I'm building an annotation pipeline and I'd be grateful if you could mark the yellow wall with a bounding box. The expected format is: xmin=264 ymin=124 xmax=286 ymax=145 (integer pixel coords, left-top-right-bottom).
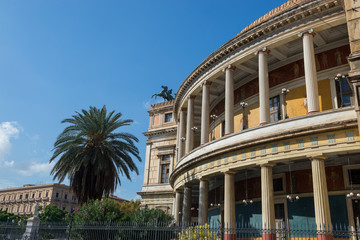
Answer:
xmin=247 ymin=102 xmax=260 ymax=128
xmin=287 ymin=79 xmax=332 ymax=118
xmin=210 ymin=79 xmax=333 ymax=138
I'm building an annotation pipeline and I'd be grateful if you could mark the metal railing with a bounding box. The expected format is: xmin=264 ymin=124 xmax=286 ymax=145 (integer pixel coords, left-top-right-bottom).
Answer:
xmin=0 ymin=221 xmax=359 ymax=240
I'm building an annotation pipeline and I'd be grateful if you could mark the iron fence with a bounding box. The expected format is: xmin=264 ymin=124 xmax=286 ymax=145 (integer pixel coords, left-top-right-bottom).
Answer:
xmin=0 ymin=221 xmax=359 ymax=240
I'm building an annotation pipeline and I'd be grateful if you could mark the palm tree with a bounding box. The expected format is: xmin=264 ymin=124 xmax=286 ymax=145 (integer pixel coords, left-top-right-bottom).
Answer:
xmin=50 ymin=105 xmax=141 ymax=204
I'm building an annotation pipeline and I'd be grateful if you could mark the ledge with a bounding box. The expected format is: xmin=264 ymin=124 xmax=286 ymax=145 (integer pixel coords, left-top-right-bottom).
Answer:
xmin=171 ymin=108 xmax=357 ymax=185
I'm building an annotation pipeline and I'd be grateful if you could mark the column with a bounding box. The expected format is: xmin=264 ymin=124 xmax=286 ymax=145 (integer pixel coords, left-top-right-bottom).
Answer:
xmin=143 ymin=144 xmax=151 ymax=185
xmin=185 ymin=96 xmax=195 ymax=154
xmin=201 ymin=81 xmax=211 ymax=144
xmin=299 ymin=29 xmax=320 ymax=113
xmin=223 ymin=170 xmax=236 ymax=240
xmin=256 ymin=48 xmax=270 ymax=124
xmin=310 ymin=156 xmax=332 ymax=238
xmin=182 ymin=185 xmax=192 ymax=226
xmin=261 ymin=163 xmax=275 ymax=240
xmin=175 ymin=190 xmax=183 ymax=226
xmin=198 ymin=177 xmax=209 ymax=225
xmin=178 ymin=108 xmax=186 ymax=160
xmin=223 ymin=65 xmax=236 ymax=135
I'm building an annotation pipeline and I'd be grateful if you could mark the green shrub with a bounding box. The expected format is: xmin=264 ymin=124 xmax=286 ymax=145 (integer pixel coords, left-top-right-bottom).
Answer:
xmin=178 ymin=224 xmax=218 ymax=240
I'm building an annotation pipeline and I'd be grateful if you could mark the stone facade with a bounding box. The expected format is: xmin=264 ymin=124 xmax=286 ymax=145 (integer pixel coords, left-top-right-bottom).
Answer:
xmin=139 ymin=100 xmax=177 ymax=214
xmin=140 ymin=0 xmax=360 ymax=238
xmin=0 ymin=184 xmax=79 ymax=215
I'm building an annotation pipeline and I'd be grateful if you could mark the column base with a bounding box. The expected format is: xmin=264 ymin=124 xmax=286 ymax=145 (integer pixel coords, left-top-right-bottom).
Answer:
xmin=260 ymin=122 xmax=268 ymax=125
xmin=262 ymin=233 xmax=276 ymax=240
xmin=317 ymin=234 xmax=333 ymax=240
xmin=307 ymin=110 xmax=319 ymax=114
xmin=224 ymin=233 xmax=236 ymax=240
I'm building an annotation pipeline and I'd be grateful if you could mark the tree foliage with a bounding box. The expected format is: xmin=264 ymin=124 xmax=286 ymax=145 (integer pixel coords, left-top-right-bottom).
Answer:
xmin=50 ymin=105 xmax=141 ymax=204
xmin=39 ymin=204 xmax=68 ymax=223
xmin=130 ymin=208 xmax=173 ymax=224
xmin=68 ymin=199 xmax=124 ymax=223
xmin=0 ymin=210 xmax=23 ymax=223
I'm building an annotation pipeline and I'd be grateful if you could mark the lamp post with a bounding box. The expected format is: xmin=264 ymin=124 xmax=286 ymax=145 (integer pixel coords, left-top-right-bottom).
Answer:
xmin=210 ymin=114 xmax=217 ymax=140
xmin=281 ymin=88 xmax=290 ymax=119
xmin=240 ymin=102 xmax=248 ymax=130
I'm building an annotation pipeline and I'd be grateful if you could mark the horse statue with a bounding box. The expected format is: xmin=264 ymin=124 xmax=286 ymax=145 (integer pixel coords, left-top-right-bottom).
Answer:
xmin=152 ymin=85 xmax=175 ymax=101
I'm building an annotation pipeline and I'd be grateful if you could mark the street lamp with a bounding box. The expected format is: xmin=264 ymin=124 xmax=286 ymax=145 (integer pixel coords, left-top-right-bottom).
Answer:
xmin=210 ymin=114 xmax=217 ymax=140
xmin=240 ymin=102 xmax=248 ymax=130
xmin=281 ymin=88 xmax=290 ymax=119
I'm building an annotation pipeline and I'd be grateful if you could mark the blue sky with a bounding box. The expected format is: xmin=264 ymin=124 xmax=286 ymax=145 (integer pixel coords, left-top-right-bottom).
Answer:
xmin=0 ymin=0 xmax=283 ymax=200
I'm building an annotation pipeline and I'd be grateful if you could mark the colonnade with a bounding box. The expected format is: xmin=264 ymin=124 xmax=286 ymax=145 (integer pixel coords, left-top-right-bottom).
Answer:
xmin=176 ymin=29 xmax=320 ymax=160
xmin=174 ymin=156 xmax=332 ymax=240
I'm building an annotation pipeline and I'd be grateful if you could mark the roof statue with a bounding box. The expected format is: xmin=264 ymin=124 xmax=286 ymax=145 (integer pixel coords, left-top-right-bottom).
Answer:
xmin=152 ymin=85 xmax=174 ymax=102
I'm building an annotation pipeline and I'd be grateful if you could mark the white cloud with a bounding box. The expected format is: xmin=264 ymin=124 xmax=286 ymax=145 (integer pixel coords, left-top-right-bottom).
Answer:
xmin=17 ymin=161 xmax=55 ymax=177
xmin=142 ymin=99 xmax=163 ymax=110
xmin=4 ymin=160 xmax=14 ymax=167
xmin=0 ymin=121 xmax=21 ymax=160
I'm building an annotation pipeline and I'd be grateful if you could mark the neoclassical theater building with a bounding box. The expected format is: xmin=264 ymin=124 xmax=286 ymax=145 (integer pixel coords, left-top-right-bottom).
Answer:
xmin=140 ymin=0 xmax=360 ymax=237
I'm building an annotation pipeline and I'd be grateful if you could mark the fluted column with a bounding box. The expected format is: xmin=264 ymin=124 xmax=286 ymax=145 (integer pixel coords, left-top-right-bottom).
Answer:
xmin=175 ymin=190 xmax=183 ymax=226
xmin=201 ymin=81 xmax=211 ymax=144
xmin=299 ymin=29 xmax=320 ymax=113
xmin=256 ymin=48 xmax=270 ymax=125
xmin=182 ymin=185 xmax=192 ymax=226
xmin=223 ymin=170 xmax=236 ymax=240
xmin=198 ymin=177 xmax=209 ymax=225
xmin=223 ymin=65 xmax=236 ymax=135
xmin=261 ymin=163 xmax=275 ymax=240
xmin=310 ymin=155 xmax=332 ymax=236
xmin=178 ymin=108 xmax=186 ymax=160
xmin=185 ymin=96 xmax=195 ymax=154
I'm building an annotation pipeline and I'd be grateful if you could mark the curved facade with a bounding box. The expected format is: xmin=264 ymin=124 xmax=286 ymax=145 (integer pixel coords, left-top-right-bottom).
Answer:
xmin=141 ymin=0 xmax=360 ymax=238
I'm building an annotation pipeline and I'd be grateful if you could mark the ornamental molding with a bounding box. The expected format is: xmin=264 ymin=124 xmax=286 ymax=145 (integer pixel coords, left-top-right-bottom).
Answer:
xmin=143 ymin=126 xmax=177 ymax=137
xmin=173 ymin=0 xmax=342 ymax=115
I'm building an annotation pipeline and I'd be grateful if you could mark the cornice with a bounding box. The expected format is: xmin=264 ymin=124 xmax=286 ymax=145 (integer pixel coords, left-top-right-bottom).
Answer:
xmin=143 ymin=126 xmax=177 ymax=137
xmin=173 ymin=0 xmax=343 ymax=115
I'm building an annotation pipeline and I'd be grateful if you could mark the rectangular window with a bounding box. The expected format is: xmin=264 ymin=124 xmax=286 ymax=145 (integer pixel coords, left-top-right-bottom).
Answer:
xmin=296 ymin=139 xmax=304 ymax=148
xmin=349 ymin=169 xmax=360 ymax=185
xmin=346 ymin=131 xmax=354 ymax=141
xmin=39 ymin=193 xmax=41 ymax=198
xmin=25 ymin=194 xmax=28 ymax=199
xmin=161 ymin=155 xmax=170 ymax=162
xmin=32 ymin=193 xmax=35 ymax=198
xmin=65 ymin=194 xmax=67 ymax=200
xmin=310 ymin=137 xmax=318 ymax=146
xmin=46 ymin=192 xmax=48 ymax=197
xmin=161 ymin=164 xmax=170 ymax=183
xmin=336 ymin=76 xmax=352 ymax=108
xmin=273 ymin=177 xmax=284 ymax=192
xmin=164 ymin=113 xmax=173 ymax=123
xmin=56 ymin=193 xmax=59 ymax=198
xmin=328 ymin=134 xmax=335 ymax=144
xmin=19 ymin=195 xmax=22 ymax=199
xmin=270 ymin=95 xmax=281 ymax=122
xmin=272 ymin=144 xmax=278 ymax=153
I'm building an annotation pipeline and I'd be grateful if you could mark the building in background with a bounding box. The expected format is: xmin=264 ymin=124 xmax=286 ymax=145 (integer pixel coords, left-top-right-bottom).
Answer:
xmin=140 ymin=0 xmax=360 ymax=239
xmin=139 ymin=100 xmax=177 ymax=214
xmin=0 ymin=183 xmax=79 ymax=215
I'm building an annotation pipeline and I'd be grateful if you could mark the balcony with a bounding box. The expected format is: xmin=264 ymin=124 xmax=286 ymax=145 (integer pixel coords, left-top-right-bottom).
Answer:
xmin=0 ymin=200 xmax=4 ymax=204
xmin=29 ymin=198 xmax=35 ymax=202
xmin=16 ymin=199 xmax=21 ymax=203
xmin=71 ymin=200 xmax=77 ymax=204
xmin=35 ymin=197 xmax=41 ymax=201
xmin=42 ymin=197 xmax=49 ymax=201
xmin=63 ymin=199 xmax=69 ymax=203
xmin=22 ymin=198 xmax=28 ymax=202
xmin=5 ymin=200 xmax=10 ymax=204
xmin=174 ymin=108 xmax=357 ymax=177
xmin=10 ymin=200 xmax=15 ymax=203
xmin=54 ymin=197 xmax=60 ymax=201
